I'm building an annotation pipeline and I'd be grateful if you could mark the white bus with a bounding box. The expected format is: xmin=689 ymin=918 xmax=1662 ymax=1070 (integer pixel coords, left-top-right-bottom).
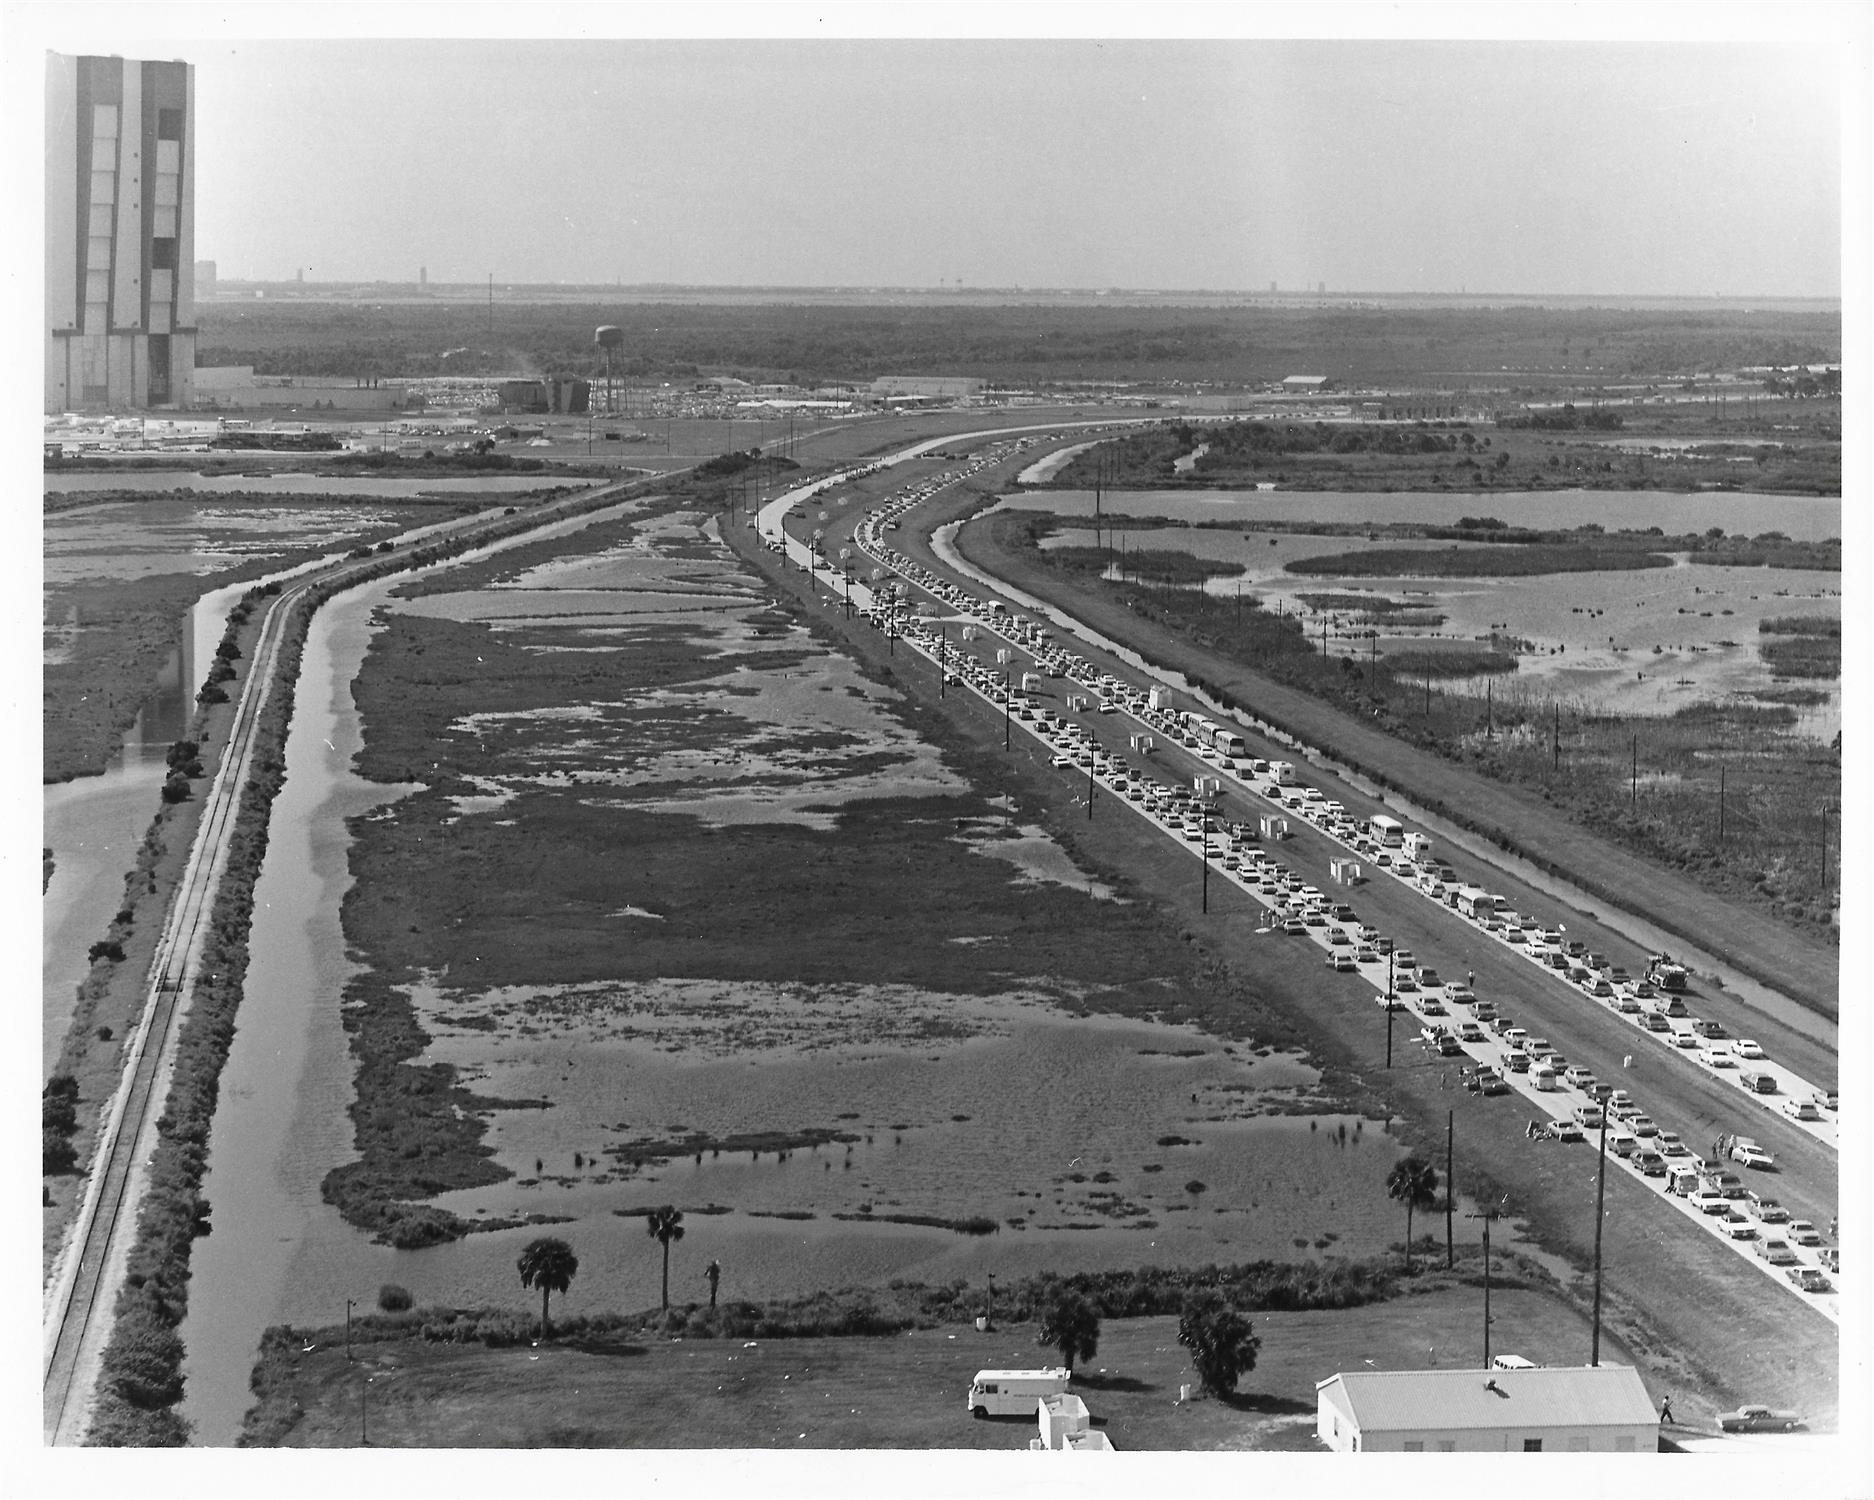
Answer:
xmin=1455 ymin=887 xmax=1496 ymax=919
xmin=1368 ymin=814 xmax=1405 ymax=847
xmin=1213 ymin=728 xmax=1247 ymax=758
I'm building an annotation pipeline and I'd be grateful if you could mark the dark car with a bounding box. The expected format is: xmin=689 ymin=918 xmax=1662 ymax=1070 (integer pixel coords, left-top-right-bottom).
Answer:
xmin=1718 ymin=1405 xmax=1803 ymax=1433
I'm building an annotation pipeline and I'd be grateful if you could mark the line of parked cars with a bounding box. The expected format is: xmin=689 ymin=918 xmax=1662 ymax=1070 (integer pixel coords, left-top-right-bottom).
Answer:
xmin=830 ymin=467 xmax=1841 ymax=1303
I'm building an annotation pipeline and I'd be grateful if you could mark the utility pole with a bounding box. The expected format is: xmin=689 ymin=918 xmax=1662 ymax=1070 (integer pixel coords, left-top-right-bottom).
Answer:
xmin=1465 ymin=1204 xmax=1506 ymax=1368
xmin=1592 ymin=1106 xmax=1610 ymax=1366
xmin=1718 ymin=765 xmax=1725 ymax=846
xmin=1631 ymin=733 xmax=1638 ymax=810
xmin=1200 ymin=806 xmax=1210 ymax=914
xmin=939 ymin=622 xmax=946 ymax=698
xmin=1552 ymin=701 xmax=1560 ymax=770
xmin=1087 ymin=750 xmax=1096 ymax=820
xmin=1385 ymin=950 xmax=1395 ymax=1068
xmin=1003 ymin=671 xmax=1011 ymax=751
xmin=345 ymin=1299 xmax=356 ymax=1361
xmin=1445 ymin=1111 xmax=1455 ymax=1269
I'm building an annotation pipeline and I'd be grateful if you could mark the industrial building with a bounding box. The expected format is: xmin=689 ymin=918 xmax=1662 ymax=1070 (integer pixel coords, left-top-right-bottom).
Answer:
xmin=497 ymin=376 xmax=590 ymax=415
xmin=190 ymin=366 xmax=405 ymax=413
xmin=45 ymin=52 xmax=197 ymax=412
xmin=1315 ymin=1365 xmax=1659 ymax=1452
xmin=870 ymin=375 xmax=985 ymax=401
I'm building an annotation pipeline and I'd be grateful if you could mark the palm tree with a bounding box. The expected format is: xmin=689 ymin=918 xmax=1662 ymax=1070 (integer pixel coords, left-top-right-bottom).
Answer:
xmin=1035 ymin=1290 xmax=1100 ymax=1373
xmin=517 ymin=1236 xmax=578 ymax=1338
xmin=647 ymin=1206 xmax=685 ymax=1309
xmin=1386 ymin=1157 xmax=1440 ymax=1274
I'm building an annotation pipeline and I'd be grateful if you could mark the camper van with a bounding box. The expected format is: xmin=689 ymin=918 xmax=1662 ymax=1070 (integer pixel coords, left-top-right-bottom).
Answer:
xmin=1268 ymin=760 xmax=1299 ymax=786
xmin=966 ymin=1368 xmax=1071 ymax=1418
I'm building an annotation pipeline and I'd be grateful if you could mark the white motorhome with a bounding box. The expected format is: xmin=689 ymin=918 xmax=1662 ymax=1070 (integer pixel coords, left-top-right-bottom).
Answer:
xmin=1269 ymin=760 xmax=1299 ymax=786
xmin=967 ymin=1368 xmax=1071 ymax=1418
xmin=1368 ymin=814 xmax=1404 ymax=847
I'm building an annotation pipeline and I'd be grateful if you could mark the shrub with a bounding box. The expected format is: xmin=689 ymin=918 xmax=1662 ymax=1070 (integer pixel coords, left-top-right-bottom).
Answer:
xmin=161 ymin=775 xmax=192 ymax=805
xmin=1178 ymin=1289 xmax=1262 ymax=1395
xmin=43 ymin=1129 xmax=77 ymax=1175
xmin=377 ymin=1284 xmax=414 ymax=1313
xmin=89 ymin=939 xmax=126 ymax=963
xmin=197 ymin=684 xmax=228 ymax=706
xmin=108 ymin=1319 xmax=187 ymax=1408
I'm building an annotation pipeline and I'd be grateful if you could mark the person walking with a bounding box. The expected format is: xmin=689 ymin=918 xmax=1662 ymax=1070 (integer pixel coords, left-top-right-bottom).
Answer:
xmin=1659 ymin=1395 xmax=1674 ymax=1425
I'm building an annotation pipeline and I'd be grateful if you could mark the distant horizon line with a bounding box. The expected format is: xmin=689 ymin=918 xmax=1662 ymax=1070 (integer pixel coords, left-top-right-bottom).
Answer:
xmin=194 ymin=278 xmax=1842 ymax=307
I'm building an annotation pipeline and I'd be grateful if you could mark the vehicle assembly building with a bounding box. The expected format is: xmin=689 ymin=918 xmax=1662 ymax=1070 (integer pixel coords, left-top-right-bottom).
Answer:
xmin=45 ymin=51 xmax=197 ymax=412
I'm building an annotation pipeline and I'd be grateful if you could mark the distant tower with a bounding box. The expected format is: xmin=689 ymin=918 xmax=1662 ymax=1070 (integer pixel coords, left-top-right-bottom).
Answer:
xmin=594 ymin=325 xmax=624 ymax=414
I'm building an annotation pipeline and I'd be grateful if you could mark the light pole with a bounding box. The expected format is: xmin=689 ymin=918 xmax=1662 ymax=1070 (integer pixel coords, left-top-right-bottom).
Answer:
xmin=1386 ymin=951 xmax=1396 ymax=1068
xmin=1591 ymin=1105 xmax=1609 ymax=1365
xmin=1200 ymin=806 xmax=1210 ymax=914
xmin=346 ymin=1298 xmax=357 ymax=1361
xmin=1003 ymin=671 xmax=1011 ymax=751
xmin=939 ymin=621 xmax=946 ymax=698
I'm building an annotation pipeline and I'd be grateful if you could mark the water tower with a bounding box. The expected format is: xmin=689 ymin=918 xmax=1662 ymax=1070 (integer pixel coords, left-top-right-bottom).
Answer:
xmin=594 ymin=325 xmax=624 ymax=415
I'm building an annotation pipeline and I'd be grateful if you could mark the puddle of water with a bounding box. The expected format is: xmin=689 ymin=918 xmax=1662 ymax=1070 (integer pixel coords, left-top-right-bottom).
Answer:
xmin=966 ymin=824 xmax=1117 ymax=900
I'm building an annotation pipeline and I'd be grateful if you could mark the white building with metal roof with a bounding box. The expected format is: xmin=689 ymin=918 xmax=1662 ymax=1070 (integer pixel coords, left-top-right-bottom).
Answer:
xmin=1316 ymin=1365 xmax=1659 ymax=1452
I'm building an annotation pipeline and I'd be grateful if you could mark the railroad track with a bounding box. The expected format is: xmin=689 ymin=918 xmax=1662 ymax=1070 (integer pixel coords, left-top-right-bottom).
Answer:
xmin=41 ymin=475 xmax=650 ymax=1444
xmin=42 ymin=562 xmax=307 ymax=1443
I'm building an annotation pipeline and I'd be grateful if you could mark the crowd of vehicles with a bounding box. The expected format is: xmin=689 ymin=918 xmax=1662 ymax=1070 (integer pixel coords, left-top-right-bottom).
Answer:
xmin=763 ymin=441 xmax=1842 ymax=1318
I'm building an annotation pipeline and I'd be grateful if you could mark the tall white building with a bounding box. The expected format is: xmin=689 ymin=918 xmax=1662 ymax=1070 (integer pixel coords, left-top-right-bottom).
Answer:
xmin=45 ymin=51 xmax=197 ymax=411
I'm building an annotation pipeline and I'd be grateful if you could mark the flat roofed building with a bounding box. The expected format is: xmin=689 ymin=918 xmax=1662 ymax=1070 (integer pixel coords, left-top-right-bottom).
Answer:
xmin=46 ymin=51 xmax=197 ymax=411
xmin=870 ymin=375 xmax=985 ymax=400
xmin=1316 ymin=1366 xmax=1659 ymax=1452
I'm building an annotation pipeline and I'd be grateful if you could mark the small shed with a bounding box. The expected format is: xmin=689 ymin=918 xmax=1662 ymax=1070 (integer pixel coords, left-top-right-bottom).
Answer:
xmin=1331 ymin=856 xmax=1364 ymax=886
xmin=1260 ymin=814 xmax=1290 ymax=841
xmin=1316 ymin=1365 xmax=1658 ymax=1452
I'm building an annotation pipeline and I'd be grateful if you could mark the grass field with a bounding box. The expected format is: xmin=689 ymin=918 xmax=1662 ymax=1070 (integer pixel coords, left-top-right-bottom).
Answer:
xmin=245 ymin=1278 xmax=1650 ymax=1448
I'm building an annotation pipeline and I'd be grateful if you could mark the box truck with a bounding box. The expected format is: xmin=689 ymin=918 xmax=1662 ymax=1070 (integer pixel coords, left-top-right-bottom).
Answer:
xmin=966 ymin=1368 xmax=1071 ymax=1418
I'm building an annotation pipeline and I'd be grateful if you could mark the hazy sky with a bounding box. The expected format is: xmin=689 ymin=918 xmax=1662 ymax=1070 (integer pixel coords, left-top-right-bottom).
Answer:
xmin=47 ymin=31 xmax=1859 ymax=295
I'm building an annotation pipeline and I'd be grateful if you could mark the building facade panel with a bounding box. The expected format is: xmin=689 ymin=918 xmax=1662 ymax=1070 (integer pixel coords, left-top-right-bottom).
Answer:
xmin=110 ymin=59 xmax=142 ymax=330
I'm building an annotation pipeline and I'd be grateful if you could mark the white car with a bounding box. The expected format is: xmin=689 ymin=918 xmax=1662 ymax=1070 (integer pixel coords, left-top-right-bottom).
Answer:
xmin=1782 ymin=1097 xmax=1821 ymax=1122
xmin=1701 ymin=1047 xmax=1737 ymax=1069
xmin=1732 ymin=1039 xmax=1766 ymax=1061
